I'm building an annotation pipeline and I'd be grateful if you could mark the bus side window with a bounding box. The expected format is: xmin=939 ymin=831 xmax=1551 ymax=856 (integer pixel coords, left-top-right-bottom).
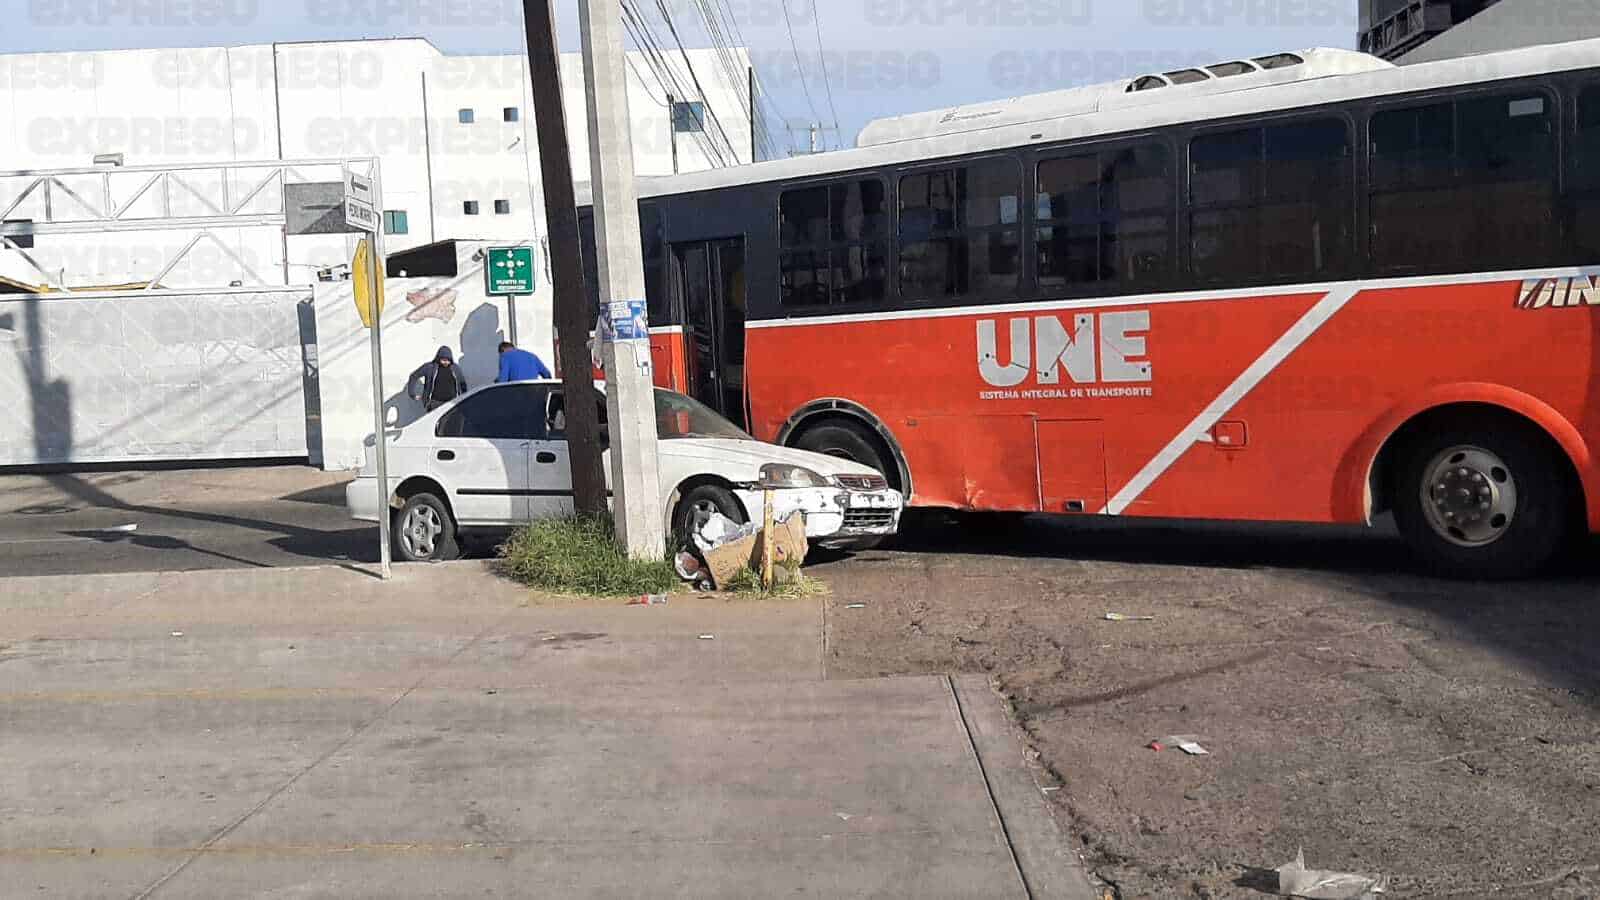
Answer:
xmin=779 ymin=180 xmax=888 ymax=308
xmin=1037 ymin=143 xmax=1172 ymax=294
xmin=1371 ymin=92 xmax=1556 ymax=275
xmin=1571 ymin=86 xmax=1600 ymax=262
xmin=1189 ymin=118 xmax=1350 ymax=285
xmin=898 ymin=158 xmax=1021 ymax=301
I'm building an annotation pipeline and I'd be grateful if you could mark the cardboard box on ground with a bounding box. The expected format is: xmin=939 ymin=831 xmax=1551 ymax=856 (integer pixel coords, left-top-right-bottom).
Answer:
xmin=699 ymin=513 xmax=808 ymax=590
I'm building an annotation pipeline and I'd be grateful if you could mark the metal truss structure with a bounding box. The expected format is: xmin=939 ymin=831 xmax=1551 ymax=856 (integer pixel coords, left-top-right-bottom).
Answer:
xmin=0 ymin=156 xmax=377 ymax=291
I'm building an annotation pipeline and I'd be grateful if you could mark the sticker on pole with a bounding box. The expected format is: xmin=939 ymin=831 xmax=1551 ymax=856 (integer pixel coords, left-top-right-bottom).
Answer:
xmin=606 ymin=300 xmax=649 ymax=343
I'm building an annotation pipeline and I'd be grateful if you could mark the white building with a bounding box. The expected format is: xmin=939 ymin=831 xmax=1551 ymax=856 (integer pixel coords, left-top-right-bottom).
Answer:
xmin=0 ymin=38 xmax=763 ymax=290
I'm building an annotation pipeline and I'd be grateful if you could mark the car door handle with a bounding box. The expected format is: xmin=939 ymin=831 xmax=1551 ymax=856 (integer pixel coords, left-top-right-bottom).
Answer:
xmin=437 ymin=450 xmax=455 ymax=461
xmin=535 ymin=451 xmax=557 ymax=464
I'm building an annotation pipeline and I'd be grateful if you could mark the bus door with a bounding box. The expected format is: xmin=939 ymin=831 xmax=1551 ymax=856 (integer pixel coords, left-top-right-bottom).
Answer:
xmin=672 ymin=237 xmax=748 ymax=429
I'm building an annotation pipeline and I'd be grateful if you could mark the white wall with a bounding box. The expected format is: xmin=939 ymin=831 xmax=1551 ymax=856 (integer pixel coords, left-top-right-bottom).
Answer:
xmin=313 ymin=240 xmax=552 ymax=471
xmin=0 ymin=40 xmax=755 ymax=291
xmin=0 ymin=287 xmax=311 ymax=466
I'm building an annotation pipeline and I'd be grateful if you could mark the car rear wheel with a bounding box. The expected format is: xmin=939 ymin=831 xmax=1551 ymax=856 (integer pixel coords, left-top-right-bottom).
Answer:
xmin=1392 ymin=421 xmax=1574 ymax=579
xmin=672 ymin=484 xmax=746 ymax=548
xmin=392 ymin=492 xmax=460 ymax=562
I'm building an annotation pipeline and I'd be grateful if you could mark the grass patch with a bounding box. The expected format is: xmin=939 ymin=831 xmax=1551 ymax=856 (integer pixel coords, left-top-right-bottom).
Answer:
xmin=495 ymin=515 xmax=681 ymax=597
xmin=723 ymin=565 xmax=830 ymax=599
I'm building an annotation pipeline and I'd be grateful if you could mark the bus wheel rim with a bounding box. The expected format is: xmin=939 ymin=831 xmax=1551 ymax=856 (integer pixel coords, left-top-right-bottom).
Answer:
xmin=1420 ymin=445 xmax=1518 ymax=549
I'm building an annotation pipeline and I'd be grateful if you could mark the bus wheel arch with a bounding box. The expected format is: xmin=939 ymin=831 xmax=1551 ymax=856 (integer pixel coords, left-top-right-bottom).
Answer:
xmin=1366 ymin=399 xmax=1589 ymax=522
xmin=779 ymin=400 xmax=912 ymax=497
xmin=1367 ymin=401 xmax=1587 ymax=577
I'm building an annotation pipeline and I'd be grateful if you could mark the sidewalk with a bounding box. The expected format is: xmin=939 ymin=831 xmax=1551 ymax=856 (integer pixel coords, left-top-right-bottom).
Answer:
xmin=0 ymin=562 xmax=1096 ymax=898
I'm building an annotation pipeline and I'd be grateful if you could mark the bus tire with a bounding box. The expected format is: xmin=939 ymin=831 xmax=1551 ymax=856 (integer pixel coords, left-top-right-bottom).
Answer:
xmin=794 ymin=420 xmax=893 ymax=481
xmin=1392 ymin=421 xmax=1573 ymax=579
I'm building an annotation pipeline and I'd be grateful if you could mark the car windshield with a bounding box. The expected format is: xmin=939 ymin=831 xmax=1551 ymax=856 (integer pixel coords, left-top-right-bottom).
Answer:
xmin=653 ymin=390 xmax=753 ymax=441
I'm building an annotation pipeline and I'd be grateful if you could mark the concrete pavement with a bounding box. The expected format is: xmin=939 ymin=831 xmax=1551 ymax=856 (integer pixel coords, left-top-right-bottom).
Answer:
xmin=0 ymin=561 xmax=1095 ymax=898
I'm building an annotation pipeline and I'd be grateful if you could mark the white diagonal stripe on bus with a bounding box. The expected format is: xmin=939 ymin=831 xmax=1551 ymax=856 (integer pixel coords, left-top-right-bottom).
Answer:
xmin=1100 ymin=285 xmax=1363 ymax=516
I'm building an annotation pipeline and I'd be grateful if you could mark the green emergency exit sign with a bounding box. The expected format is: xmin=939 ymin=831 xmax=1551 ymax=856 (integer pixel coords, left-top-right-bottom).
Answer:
xmin=485 ymin=246 xmax=535 ymax=295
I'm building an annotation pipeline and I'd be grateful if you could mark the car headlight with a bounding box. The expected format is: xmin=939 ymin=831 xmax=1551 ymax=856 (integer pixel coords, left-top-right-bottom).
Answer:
xmin=759 ymin=463 xmax=831 ymax=489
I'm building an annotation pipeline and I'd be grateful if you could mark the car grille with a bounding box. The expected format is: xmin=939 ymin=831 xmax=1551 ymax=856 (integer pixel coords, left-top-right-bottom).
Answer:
xmin=836 ymin=474 xmax=888 ymax=491
xmin=843 ymin=509 xmax=897 ymax=530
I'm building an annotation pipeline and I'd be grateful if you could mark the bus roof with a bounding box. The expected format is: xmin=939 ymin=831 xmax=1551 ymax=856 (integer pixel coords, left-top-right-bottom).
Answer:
xmin=625 ymin=37 xmax=1600 ymax=202
xmin=854 ymin=48 xmax=1391 ymax=148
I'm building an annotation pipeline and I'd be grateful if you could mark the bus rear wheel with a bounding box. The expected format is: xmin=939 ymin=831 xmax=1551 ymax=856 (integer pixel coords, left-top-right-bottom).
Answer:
xmin=1392 ymin=421 xmax=1574 ymax=579
xmin=793 ymin=420 xmax=895 ymax=487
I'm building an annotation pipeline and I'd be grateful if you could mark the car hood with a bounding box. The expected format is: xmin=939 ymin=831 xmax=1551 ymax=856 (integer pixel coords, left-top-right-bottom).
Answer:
xmin=658 ymin=438 xmax=883 ymax=480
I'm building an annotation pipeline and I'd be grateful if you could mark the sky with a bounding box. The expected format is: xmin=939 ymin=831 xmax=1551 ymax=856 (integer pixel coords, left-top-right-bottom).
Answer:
xmin=0 ymin=0 xmax=1360 ymax=155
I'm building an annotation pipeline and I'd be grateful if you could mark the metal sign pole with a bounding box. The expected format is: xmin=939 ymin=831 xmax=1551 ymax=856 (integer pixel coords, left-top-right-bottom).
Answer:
xmin=368 ymin=164 xmax=392 ymax=581
xmin=369 ymin=248 xmax=392 ymax=581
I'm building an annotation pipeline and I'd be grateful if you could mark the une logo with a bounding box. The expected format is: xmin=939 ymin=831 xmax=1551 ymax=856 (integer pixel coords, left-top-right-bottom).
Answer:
xmin=977 ymin=310 xmax=1153 ymax=388
xmin=1517 ymin=276 xmax=1600 ymax=309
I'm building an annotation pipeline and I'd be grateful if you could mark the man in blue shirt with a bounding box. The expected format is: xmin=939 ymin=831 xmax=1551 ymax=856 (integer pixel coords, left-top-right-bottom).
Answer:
xmin=496 ymin=341 xmax=553 ymax=382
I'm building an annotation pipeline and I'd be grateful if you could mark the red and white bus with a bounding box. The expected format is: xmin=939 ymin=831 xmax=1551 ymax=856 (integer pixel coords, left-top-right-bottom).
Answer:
xmin=580 ymin=40 xmax=1600 ymax=577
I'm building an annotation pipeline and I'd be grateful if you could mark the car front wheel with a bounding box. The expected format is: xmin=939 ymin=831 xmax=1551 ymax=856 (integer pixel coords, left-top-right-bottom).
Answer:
xmin=672 ymin=484 xmax=746 ymax=548
xmin=392 ymin=492 xmax=461 ymax=562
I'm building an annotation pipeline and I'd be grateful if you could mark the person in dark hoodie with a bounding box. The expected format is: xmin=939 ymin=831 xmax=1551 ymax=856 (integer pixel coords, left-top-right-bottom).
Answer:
xmin=407 ymin=346 xmax=468 ymax=412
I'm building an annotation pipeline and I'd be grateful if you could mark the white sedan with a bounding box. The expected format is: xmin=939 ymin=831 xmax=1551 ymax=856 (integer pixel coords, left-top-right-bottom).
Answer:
xmin=346 ymin=380 xmax=904 ymax=562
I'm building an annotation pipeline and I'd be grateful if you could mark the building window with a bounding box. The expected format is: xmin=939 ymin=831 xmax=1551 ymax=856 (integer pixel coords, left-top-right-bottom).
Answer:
xmin=1370 ymin=91 xmax=1556 ymax=274
xmin=898 ymin=158 xmax=1021 ymax=300
xmin=494 ymin=200 xmax=511 ymax=215
xmin=1037 ymin=143 xmax=1172 ymax=293
xmin=458 ymin=108 xmax=475 ymax=124
xmin=779 ymin=179 xmax=889 ymax=307
xmin=503 ymin=107 xmax=519 ymax=123
xmin=1188 ymin=117 xmax=1351 ymax=284
xmin=383 ymin=210 xmax=410 ymax=236
xmin=672 ymin=101 xmax=706 ymax=133
xmin=463 ymin=201 xmax=480 ymax=216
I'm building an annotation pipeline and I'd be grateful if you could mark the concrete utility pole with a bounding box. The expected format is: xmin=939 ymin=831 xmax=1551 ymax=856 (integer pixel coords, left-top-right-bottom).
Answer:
xmin=578 ymin=0 xmax=667 ymax=559
xmin=521 ymin=0 xmax=607 ymax=517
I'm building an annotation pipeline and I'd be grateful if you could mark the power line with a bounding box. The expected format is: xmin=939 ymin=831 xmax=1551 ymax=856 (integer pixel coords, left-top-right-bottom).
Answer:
xmin=620 ymin=0 xmax=734 ymax=167
xmin=700 ymin=0 xmax=794 ymax=155
xmin=624 ymin=50 xmax=668 ymax=106
xmin=687 ymin=0 xmax=780 ymax=160
xmin=778 ymin=0 xmax=824 ymax=139
xmin=650 ymin=0 xmax=745 ymax=165
xmin=807 ymin=2 xmax=843 ymax=149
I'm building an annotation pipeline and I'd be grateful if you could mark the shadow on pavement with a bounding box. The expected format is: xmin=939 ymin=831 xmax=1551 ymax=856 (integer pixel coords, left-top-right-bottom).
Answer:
xmin=278 ymin=482 xmax=351 ymax=507
xmin=62 ymin=529 xmax=273 ymax=570
xmin=45 ymin=474 xmax=377 ymax=574
xmin=875 ymin=510 xmax=1419 ymax=575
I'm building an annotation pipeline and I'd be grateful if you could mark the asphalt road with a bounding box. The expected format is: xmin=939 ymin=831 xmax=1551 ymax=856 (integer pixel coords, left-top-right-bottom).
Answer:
xmin=0 ymin=466 xmax=384 ymax=578
xmin=2 ymin=464 xmax=1594 ymax=582
xmin=820 ymin=516 xmax=1600 ymax=899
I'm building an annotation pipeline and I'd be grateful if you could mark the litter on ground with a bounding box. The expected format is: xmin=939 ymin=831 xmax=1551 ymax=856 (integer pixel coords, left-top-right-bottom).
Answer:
xmin=1275 ymin=848 xmax=1389 ymax=899
xmin=1149 ymin=734 xmax=1204 ymax=752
